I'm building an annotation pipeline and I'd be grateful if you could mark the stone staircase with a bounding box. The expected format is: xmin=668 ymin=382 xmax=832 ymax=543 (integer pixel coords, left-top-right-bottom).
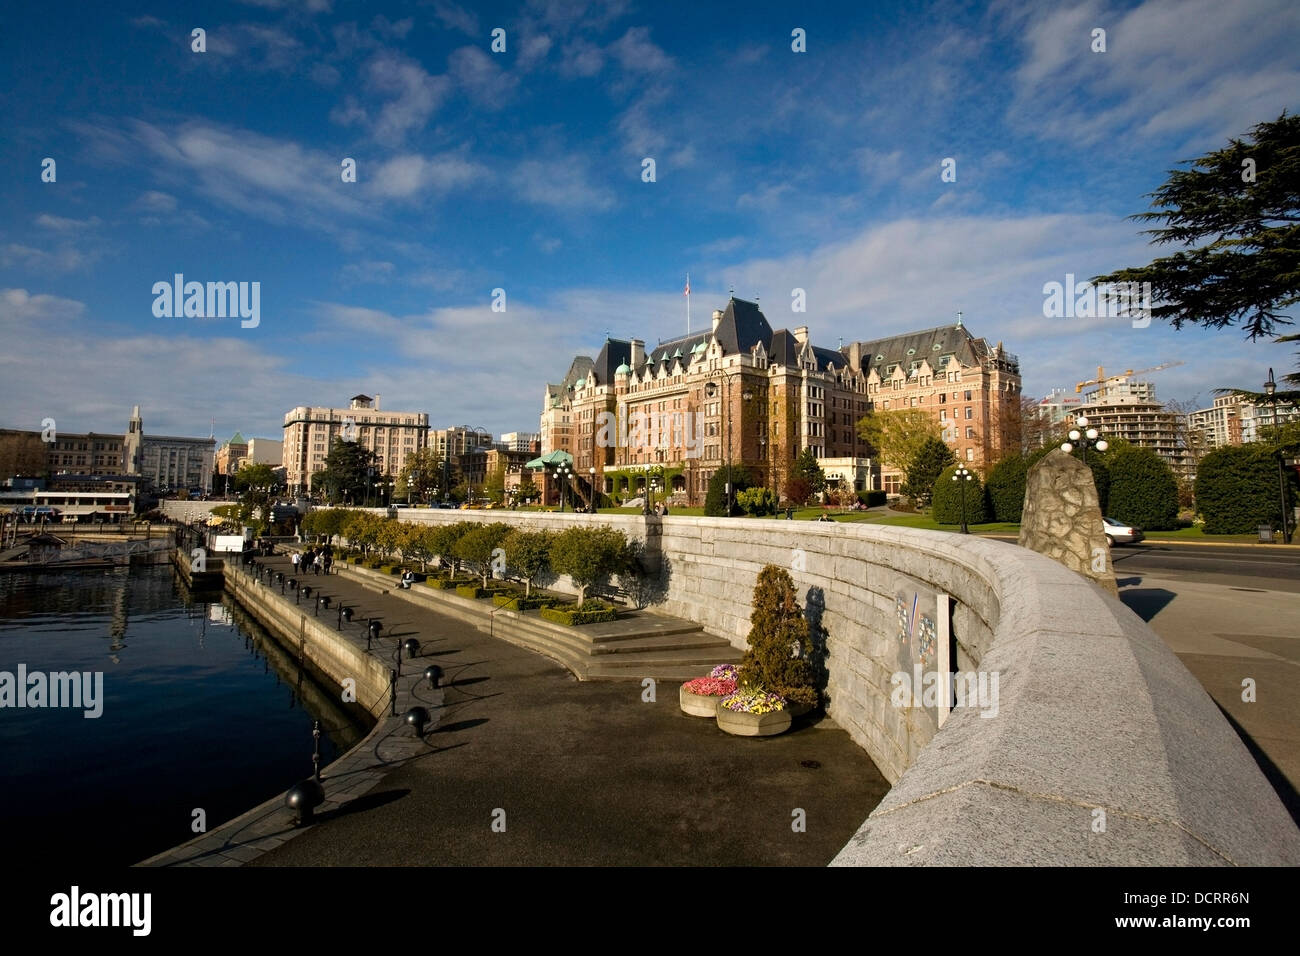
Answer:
xmin=335 ymin=561 xmax=736 ymax=681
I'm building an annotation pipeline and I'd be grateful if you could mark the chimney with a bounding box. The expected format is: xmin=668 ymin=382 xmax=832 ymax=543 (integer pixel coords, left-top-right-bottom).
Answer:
xmin=712 ymin=309 xmax=723 ymax=334
xmin=374 ymin=393 xmax=381 ymax=410
xmin=793 ymin=326 xmax=809 ymax=346
xmin=630 ymin=338 xmax=644 ymax=368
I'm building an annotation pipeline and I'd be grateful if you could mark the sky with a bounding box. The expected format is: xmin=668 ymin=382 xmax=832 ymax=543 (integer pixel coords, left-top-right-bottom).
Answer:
xmin=1 ymin=0 xmax=1297 ymax=441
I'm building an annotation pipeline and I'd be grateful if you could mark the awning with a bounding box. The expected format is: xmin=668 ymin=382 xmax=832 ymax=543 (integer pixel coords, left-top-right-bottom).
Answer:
xmin=524 ymin=450 xmax=573 ymax=470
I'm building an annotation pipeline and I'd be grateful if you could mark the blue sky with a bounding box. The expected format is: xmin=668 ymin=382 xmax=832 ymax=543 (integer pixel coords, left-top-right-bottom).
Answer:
xmin=1 ymin=0 xmax=1297 ymax=440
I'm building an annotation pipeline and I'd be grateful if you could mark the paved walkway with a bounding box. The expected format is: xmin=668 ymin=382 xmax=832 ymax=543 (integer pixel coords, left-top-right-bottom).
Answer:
xmin=1120 ymin=574 xmax=1300 ymax=825
xmin=153 ymin=553 xmax=888 ymax=866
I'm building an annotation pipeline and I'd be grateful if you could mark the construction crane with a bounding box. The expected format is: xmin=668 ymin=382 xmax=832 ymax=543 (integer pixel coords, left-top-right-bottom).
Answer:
xmin=1075 ymin=361 xmax=1184 ymax=393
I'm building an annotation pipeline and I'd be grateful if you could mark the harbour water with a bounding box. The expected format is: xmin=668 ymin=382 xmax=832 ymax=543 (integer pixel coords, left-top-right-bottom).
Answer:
xmin=0 ymin=564 xmax=370 ymax=866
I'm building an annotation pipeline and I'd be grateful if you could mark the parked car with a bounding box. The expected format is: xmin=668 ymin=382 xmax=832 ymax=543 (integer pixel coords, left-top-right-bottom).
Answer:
xmin=1102 ymin=516 xmax=1144 ymax=546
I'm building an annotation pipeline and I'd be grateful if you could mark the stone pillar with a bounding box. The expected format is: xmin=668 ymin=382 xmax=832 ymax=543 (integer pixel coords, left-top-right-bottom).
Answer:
xmin=1018 ymin=449 xmax=1117 ymax=595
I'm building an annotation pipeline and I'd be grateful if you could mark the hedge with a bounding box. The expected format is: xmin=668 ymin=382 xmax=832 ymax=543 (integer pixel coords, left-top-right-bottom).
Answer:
xmin=540 ymin=603 xmax=619 ymax=626
xmin=985 ymin=449 xmax=1051 ymax=523
xmin=1106 ymin=446 xmax=1178 ymax=530
xmin=931 ymin=464 xmax=989 ymax=525
xmin=493 ymin=594 xmax=550 ymax=611
xmin=1195 ymin=445 xmax=1296 ymax=534
xmin=858 ymin=490 xmax=888 ymax=507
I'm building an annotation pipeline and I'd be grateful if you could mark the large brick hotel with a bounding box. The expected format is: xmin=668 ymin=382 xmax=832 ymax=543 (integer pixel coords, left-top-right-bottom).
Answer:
xmin=540 ymin=297 xmax=1022 ymax=506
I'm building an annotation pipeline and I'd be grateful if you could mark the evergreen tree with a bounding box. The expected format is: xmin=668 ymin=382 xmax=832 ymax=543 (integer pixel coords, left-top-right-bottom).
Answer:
xmin=738 ymin=565 xmax=816 ymax=707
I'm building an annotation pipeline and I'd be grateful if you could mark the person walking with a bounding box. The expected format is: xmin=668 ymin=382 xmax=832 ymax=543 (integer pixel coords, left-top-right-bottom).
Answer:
xmin=292 ymin=551 xmax=300 ymax=574
xmin=323 ymin=552 xmax=332 ymax=575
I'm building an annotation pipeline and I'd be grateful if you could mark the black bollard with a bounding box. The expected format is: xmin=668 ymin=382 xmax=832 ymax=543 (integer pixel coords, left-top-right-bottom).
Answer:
xmin=423 ymin=664 xmax=443 ymax=689
xmin=405 ymin=706 xmax=430 ymax=737
xmin=403 ymin=637 xmax=420 ymax=660
xmin=342 ymin=606 xmax=354 ymax=623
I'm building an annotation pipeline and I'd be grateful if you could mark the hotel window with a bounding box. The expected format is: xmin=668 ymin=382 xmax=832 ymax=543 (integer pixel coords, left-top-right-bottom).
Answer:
xmin=965 ymin=407 xmax=973 ymax=419
xmin=966 ymin=448 xmax=974 ymax=461
xmin=965 ymin=390 xmax=973 ymax=401
xmin=940 ymin=410 xmax=947 ymax=421
xmin=939 ymin=393 xmax=946 ymax=403
xmin=966 ymin=426 xmax=975 ymax=439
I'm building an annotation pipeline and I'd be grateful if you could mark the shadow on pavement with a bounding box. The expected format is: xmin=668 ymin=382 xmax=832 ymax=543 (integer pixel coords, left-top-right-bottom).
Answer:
xmin=1119 ymin=587 xmax=1177 ymax=622
xmin=1216 ymin=704 xmax=1300 ymax=829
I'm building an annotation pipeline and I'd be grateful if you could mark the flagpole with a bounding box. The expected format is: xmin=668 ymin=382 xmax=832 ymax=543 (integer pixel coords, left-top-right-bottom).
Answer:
xmin=686 ymin=273 xmax=691 ymax=335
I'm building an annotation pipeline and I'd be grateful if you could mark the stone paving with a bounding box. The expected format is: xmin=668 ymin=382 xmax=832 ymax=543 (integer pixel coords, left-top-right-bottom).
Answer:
xmin=143 ymin=550 xmax=888 ymax=866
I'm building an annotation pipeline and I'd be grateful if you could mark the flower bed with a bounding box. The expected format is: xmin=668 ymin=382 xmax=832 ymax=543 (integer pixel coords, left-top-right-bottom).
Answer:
xmin=720 ymin=688 xmax=787 ymax=715
xmin=681 ymin=676 xmax=738 ymax=697
xmin=539 ymin=602 xmax=619 ymax=626
xmin=708 ymin=663 xmax=739 ymax=682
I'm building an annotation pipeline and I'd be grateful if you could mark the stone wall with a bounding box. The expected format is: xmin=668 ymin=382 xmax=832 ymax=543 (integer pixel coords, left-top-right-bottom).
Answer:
xmin=331 ymin=506 xmax=1300 ymax=864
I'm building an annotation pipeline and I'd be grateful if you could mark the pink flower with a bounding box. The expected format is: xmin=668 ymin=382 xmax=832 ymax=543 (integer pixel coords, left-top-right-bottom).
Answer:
xmin=682 ymin=677 xmax=738 ymax=697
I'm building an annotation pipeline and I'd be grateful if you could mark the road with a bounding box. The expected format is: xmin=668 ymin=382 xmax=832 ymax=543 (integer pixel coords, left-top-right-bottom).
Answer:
xmin=1110 ymin=542 xmax=1299 ymax=591
xmin=1107 ymin=542 xmax=1300 ymax=826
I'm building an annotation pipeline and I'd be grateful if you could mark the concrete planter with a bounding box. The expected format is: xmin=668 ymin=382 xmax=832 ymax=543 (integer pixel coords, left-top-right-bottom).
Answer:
xmin=679 ymin=686 xmax=722 ymax=718
xmin=716 ymin=706 xmax=792 ymax=737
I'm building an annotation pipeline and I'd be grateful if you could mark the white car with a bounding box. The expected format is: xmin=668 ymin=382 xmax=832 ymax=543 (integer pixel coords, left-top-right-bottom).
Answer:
xmin=1102 ymin=516 xmax=1144 ymax=546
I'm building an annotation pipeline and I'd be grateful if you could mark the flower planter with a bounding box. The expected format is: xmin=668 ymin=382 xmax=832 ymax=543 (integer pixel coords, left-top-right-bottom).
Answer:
xmin=717 ymin=707 xmax=792 ymax=737
xmin=679 ymin=686 xmax=722 ymax=718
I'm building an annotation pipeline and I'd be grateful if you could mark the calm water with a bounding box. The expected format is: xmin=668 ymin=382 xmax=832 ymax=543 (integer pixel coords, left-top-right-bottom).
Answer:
xmin=0 ymin=564 xmax=371 ymax=866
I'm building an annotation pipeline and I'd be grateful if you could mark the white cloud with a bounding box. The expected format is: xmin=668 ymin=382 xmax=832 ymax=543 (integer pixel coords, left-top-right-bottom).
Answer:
xmin=430 ymin=0 xmax=480 ymax=37
xmin=363 ymin=51 xmax=451 ymax=145
xmin=1002 ymin=0 xmax=1300 ymax=146
xmin=367 ymin=153 xmax=486 ymax=199
xmin=608 ymin=26 xmax=673 ymax=74
xmin=34 ymin=214 xmax=101 ymax=232
xmin=511 ymin=157 xmax=616 ymax=212
xmin=448 ymin=45 xmax=518 ymax=106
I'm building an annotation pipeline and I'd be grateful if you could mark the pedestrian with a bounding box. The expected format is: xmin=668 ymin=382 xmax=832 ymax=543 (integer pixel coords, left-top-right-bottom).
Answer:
xmin=292 ymin=551 xmax=300 ymax=573
xmin=323 ymin=553 xmax=332 ymax=575
xmin=312 ymin=552 xmax=321 ymax=575
xmin=662 ymin=503 xmax=669 ymax=516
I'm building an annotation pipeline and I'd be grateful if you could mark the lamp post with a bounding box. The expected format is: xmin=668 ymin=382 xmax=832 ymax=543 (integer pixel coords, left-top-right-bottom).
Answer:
xmin=556 ymin=460 xmax=573 ymax=512
xmin=706 ymin=372 xmax=753 ymax=516
xmin=1264 ymin=368 xmax=1292 ymax=544
xmin=1061 ymin=415 xmax=1109 ymax=463
xmin=951 ymin=465 xmax=973 ymax=534
xmin=588 ymin=466 xmax=597 ymax=512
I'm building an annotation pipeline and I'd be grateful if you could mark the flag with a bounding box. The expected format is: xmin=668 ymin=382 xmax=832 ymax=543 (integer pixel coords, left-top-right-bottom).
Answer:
xmin=684 ymin=275 xmax=690 ymax=296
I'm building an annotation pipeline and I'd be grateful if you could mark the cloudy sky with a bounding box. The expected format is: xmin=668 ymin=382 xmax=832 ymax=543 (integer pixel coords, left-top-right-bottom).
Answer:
xmin=1 ymin=0 xmax=1296 ymax=440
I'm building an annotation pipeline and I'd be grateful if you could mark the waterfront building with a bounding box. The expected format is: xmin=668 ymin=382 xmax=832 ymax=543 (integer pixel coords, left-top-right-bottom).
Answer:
xmin=1187 ymin=393 xmax=1299 ymax=449
xmin=282 ymin=394 xmax=429 ymax=496
xmin=541 ymin=298 xmax=1021 ymax=505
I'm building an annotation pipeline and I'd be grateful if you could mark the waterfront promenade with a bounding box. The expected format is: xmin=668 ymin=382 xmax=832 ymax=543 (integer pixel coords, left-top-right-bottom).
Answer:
xmin=146 ymin=550 xmax=888 ymax=866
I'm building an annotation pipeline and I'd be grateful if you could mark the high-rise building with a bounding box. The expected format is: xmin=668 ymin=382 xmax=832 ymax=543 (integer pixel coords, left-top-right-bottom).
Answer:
xmin=498 ymin=432 xmax=541 ymax=453
xmin=1075 ymin=380 xmax=1187 ymax=478
xmin=430 ymin=426 xmax=494 ymax=461
xmin=282 ymin=395 xmax=429 ymax=496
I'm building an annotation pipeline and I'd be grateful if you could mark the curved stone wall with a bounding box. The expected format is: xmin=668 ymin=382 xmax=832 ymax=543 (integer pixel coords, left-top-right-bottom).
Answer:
xmin=367 ymin=508 xmax=1300 ymax=864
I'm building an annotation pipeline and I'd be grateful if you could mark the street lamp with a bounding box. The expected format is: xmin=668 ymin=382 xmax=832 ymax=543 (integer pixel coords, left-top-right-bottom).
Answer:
xmin=706 ymin=372 xmax=754 ymax=516
xmin=589 ymin=466 xmax=597 ymax=512
xmin=951 ymin=465 xmax=974 ymax=534
xmin=555 ymin=460 xmax=573 ymax=512
xmin=1061 ymin=415 xmax=1109 ymax=463
xmin=1264 ymin=368 xmax=1292 ymax=544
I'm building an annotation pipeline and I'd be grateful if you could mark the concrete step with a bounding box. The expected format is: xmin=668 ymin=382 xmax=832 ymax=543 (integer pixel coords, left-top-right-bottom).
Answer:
xmin=587 ymin=664 xmax=716 ymax=681
xmin=587 ymin=621 xmax=712 ymax=643
xmin=588 ymin=647 xmax=735 ymax=669
xmin=589 ymin=634 xmax=733 ymax=655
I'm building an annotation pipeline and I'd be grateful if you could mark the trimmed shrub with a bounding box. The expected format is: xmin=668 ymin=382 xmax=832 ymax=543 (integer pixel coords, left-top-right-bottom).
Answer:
xmin=540 ymin=602 xmax=619 ymax=626
xmin=1106 ymin=446 xmax=1178 ymax=530
xmin=931 ymin=464 xmax=989 ymax=525
xmin=705 ymin=465 xmax=754 ymax=516
xmin=858 ymin=490 xmax=888 ymax=507
xmin=904 ymin=437 xmax=956 ymax=505
xmin=738 ymin=566 xmax=816 ymax=708
xmin=735 ymin=486 xmax=777 ymax=516
xmin=985 ymin=449 xmax=1050 ymax=523
xmin=1196 ymin=445 xmax=1296 ymax=533
xmin=493 ymin=593 xmax=549 ymax=611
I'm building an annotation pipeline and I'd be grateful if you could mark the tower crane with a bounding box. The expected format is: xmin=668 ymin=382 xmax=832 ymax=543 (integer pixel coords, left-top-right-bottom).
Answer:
xmin=1075 ymin=361 xmax=1184 ymax=394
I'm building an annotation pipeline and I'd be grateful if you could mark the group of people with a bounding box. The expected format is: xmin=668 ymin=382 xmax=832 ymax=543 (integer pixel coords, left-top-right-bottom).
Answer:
xmin=653 ymin=501 xmax=671 ymax=516
xmin=291 ymin=546 xmax=332 ymax=576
